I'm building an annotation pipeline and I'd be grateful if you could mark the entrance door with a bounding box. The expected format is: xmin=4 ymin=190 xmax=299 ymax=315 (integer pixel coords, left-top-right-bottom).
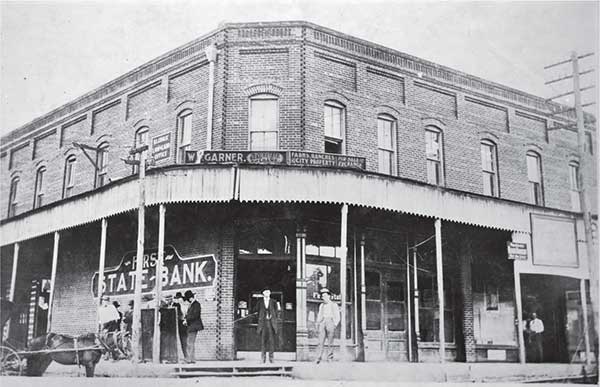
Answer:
xmin=364 ymin=271 xmax=408 ymax=361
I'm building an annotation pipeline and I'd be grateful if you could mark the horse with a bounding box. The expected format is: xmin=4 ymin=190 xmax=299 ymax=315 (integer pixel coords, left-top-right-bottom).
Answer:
xmin=26 ymin=332 xmax=103 ymax=377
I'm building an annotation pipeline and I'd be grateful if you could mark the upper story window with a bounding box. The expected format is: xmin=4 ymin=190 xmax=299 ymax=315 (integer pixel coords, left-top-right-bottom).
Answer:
xmin=63 ymin=156 xmax=76 ymax=199
xmin=7 ymin=177 xmax=19 ymax=217
xmin=569 ymin=161 xmax=581 ymax=211
xmin=377 ymin=115 xmax=396 ymax=175
xmin=526 ymin=151 xmax=544 ymax=205
xmin=425 ymin=127 xmax=444 ymax=185
xmin=481 ymin=140 xmax=498 ymax=196
xmin=177 ymin=110 xmax=193 ymax=163
xmin=585 ymin=132 xmax=594 ymax=155
xmin=249 ymin=94 xmax=278 ymax=150
xmin=134 ymin=127 xmax=149 ymax=173
xmin=324 ymin=101 xmax=345 ymax=154
xmin=33 ymin=166 xmax=46 ymax=209
xmin=95 ymin=142 xmax=109 ymax=188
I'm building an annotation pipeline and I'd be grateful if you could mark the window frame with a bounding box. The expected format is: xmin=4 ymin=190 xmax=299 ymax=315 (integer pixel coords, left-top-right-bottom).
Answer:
xmin=63 ymin=155 xmax=77 ymax=199
xmin=480 ymin=139 xmax=499 ymax=197
xmin=425 ymin=126 xmax=444 ymax=186
xmin=526 ymin=151 xmax=544 ymax=206
xmin=7 ymin=176 xmax=19 ymax=217
xmin=377 ymin=114 xmax=397 ymax=175
xmin=33 ymin=166 xmax=46 ymax=209
xmin=133 ymin=126 xmax=149 ymax=173
xmin=569 ymin=160 xmax=581 ymax=211
xmin=177 ymin=110 xmax=193 ymax=163
xmin=324 ymin=100 xmax=346 ymax=154
xmin=248 ymin=94 xmax=279 ymax=151
xmin=95 ymin=142 xmax=109 ymax=188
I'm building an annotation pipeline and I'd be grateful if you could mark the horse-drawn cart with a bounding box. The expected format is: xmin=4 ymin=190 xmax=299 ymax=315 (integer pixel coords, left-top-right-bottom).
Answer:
xmin=0 ymin=300 xmax=131 ymax=377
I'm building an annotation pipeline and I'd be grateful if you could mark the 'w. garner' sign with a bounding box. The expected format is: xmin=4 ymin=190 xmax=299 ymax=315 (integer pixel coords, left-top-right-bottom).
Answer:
xmin=91 ymin=245 xmax=216 ymax=297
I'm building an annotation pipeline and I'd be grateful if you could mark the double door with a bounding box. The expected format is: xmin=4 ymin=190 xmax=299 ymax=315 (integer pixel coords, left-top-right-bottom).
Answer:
xmin=364 ymin=270 xmax=408 ymax=361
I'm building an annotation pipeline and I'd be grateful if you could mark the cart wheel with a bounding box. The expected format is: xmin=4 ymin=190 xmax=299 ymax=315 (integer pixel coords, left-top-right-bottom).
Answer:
xmin=0 ymin=345 xmax=22 ymax=376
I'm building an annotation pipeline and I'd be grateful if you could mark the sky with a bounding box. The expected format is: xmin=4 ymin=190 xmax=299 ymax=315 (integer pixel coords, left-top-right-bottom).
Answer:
xmin=1 ymin=0 xmax=598 ymax=135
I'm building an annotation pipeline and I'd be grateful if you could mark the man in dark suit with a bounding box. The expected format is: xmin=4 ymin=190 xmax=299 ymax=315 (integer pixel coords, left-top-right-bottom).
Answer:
xmin=256 ymin=287 xmax=279 ymax=363
xmin=183 ymin=290 xmax=204 ymax=363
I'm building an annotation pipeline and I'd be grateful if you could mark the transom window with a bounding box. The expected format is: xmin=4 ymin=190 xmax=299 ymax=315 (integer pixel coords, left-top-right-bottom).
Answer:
xmin=377 ymin=115 xmax=396 ymax=175
xmin=425 ymin=127 xmax=443 ymax=185
xmin=249 ymin=94 xmax=278 ymax=150
xmin=63 ymin=156 xmax=76 ymax=198
xmin=177 ymin=110 xmax=193 ymax=163
xmin=481 ymin=140 xmax=498 ymax=196
xmin=526 ymin=151 xmax=543 ymax=205
xmin=324 ymin=101 xmax=345 ymax=154
xmin=95 ymin=142 xmax=109 ymax=188
xmin=8 ymin=177 xmax=19 ymax=217
xmin=34 ymin=166 xmax=46 ymax=209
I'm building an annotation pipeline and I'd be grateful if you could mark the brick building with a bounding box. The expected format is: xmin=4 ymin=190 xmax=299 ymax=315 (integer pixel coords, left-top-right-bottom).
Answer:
xmin=0 ymin=21 xmax=597 ymax=364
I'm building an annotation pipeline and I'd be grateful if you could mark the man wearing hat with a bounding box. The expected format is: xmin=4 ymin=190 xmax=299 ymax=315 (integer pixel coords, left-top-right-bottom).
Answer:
xmin=98 ymin=295 xmax=121 ymax=333
xmin=183 ymin=290 xmax=203 ymax=363
xmin=173 ymin=292 xmax=188 ymax=360
xmin=256 ymin=286 xmax=280 ymax=363
xmin=315 ymin=288 xmax=340 ymax=363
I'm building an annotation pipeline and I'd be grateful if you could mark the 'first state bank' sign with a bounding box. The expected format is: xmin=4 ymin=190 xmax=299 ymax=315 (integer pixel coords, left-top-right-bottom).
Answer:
xmin=91 ymin=245 xmax=216 ymax=297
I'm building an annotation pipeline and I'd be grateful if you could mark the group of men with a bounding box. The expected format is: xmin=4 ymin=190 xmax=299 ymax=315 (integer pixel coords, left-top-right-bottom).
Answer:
xmin=97 ymin=289 xmax=204 ymax=364
xmin=257 ymin=286 xmax=340 ymax=364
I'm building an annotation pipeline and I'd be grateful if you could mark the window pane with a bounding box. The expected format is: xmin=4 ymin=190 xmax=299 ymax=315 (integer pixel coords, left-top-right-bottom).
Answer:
xmin=527 ymin=154 xmax=540 ymax=182
xmin=365 ymin=271 xmax=380 ymax=300
xmin=481 ymin=143 xmax=494 ymax=172
xmin=387 ymin=302 xmax=405 ymax=331
xmin=569 ymin=164 xmax=579 ymax=190
xmin=180 ymin=114 xmax=192 ymax=145
xmin=426 ymin=130 xmax=440 ymax=160
xmin=251 ymin=99 xmax=277 ymax=133
xmin=324 ymin=104 xmax=343 ymax=139
xmin=366 ymin=301 xmax=382 ymax=330
xmin=263 ymin=131 xmax=277 ymax=150
xmin=378 ymin=149 xmax=392 ymax=174
xmin=427 ymin=160 xmax=440 ymax=185
xmin=387 ymin=281 xmax=404 ymax=302
xmin=483 ymin=172 xmax=495 ymax=196
xmin=378 ymin=119 xmax=393 ymax=149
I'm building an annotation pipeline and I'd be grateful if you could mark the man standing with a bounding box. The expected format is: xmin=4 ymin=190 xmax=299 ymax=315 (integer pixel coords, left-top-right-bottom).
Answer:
xmin=183 ymin=290 xmax=203 ymax=363
xmin=315 ymin=288 xmax=340 ymax=363
xmin=98 ymin=295 xmax=121 ymax=332
xmin=174 ymin=292 xmax=188 ymax=360
xmin=256 ymin=287 xmax=279 ymax=363
xmin=529 ymin=312 xmax=544 ymax=362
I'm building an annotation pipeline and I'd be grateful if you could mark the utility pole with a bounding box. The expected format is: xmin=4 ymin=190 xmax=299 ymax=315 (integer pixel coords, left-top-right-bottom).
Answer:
xmin=545 ymin=52 xmax=597 ymax=365
xmin=124 ymin=144 xmax=149 ymax=362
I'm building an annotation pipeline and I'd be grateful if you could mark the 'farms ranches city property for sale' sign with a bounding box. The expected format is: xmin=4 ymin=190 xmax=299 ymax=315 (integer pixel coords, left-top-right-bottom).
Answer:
xmin=91 ymin=245 xmax=216 ymax=297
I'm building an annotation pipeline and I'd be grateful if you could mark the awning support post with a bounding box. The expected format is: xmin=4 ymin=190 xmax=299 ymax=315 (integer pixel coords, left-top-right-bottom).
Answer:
xmin=47 ymin=231 xmax=60 ymax=331
xmin=435 ymin=218 xmax=445 ymax=363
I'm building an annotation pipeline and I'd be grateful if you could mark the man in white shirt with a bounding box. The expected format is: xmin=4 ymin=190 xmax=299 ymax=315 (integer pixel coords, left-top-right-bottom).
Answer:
xmin=98 ymin=295 xmax=121 ymax=332
xmin=529 ymin=312 xmax=544 ymax=362
xmin=315 ymin=288 xmax=340 ymax=363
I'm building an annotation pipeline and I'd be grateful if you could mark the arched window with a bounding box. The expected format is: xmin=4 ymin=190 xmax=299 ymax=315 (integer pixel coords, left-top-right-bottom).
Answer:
xmin=134 ymin=126 xmax=149 ymax=173
xmin=177 ymin=110 xmax=193 ymax=163
xmin=425 ymin=126 xmax=444 ymax=185
xmin=249 ymin=94 xmax=278 ymax=150
xmin=526 ymin=151 xmax=543 ymax=205
xmin=324 ymin=100 xmax=345 ymax=154
xmin=569 ymin=160 xmax=580 ymax=211
xmin=481 ymin=140 xmax=498 ymax=196
xmin=7 ymin=176 xmax=19 ymax=217
xmin=63 ymin=155 xmax=77 ymax=198
xmin=377 ymin=114 xmax=396 ymax=175
xmin=95 ymin=142 xmax=109 ymax=188
xmin=33 ymin=166 xmax=46 ymax=209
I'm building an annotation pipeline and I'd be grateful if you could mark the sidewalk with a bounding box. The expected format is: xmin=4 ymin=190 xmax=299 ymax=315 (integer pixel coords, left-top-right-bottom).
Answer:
xmin=42 ymin=359 xmax=598 ymax=383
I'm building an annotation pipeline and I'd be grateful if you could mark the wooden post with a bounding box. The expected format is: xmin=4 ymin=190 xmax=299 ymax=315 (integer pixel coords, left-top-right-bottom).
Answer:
xmin=153 ymin=204 xmax=166 ymax=363
xmin=132 ymin=148 xmax=147 ymax=362
xmin=47 ymin=232 xmax=60 ymax=331
xmin=580 ymin=279 xmax=591 ymax=366
xmin=295 ymin=227 xmax=308 ymax=361
xmin=96 ymin=218 xmax=108 ymax=332
xmin=360 ymin=235 xmax=366 ymax=334
xmin=406 ymin=240 xmax=412 ymax=362
xmin=340 ymin=204 xmax=348 ymax=358
xmin=513 ymin=261 xmax=525 ymax=364
xmin=7 ymin=243 xmax=20 ymax=337
xmin=434 ymin=219 xmax=445 ymax=363
xmin=413 ymin=246 xmax=420 ymax=343
xmin=353 ymin=232 xmax=359 ymax=351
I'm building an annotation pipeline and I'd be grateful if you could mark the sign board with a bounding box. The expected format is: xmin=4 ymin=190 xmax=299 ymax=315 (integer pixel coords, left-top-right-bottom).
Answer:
xmin=201 ymin=150 xmax=287 ymax=166
xmin=507 ymin=241 xmax=527 ymax=260
xmin=91 ymin=245 xmax=216 ymax=297
xmin=152 ymin=133 xmax=171 ymax=162
xmin=185 ymin=150 xmax=198 ymax=163
xmin=200 ymin=150 xmax=366 ymax=171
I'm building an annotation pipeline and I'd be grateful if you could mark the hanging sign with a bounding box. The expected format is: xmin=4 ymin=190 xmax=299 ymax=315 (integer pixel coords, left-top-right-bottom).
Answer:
xmin=507 ymin=241 xmax=528 ymax=260
xmin=91 ymin=245 xmax=216 ymax=297
xmin=152 ymin=133 xmax=171 ymax=162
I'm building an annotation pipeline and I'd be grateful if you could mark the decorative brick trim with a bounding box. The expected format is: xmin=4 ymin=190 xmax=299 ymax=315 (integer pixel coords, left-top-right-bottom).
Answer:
xmin=239 ymin=47 xmax=289 ymax=55
xmin=244 ymin=83 xmax=284 ymax=97
xmin=300 ymin=26 xmax=307 ymax=149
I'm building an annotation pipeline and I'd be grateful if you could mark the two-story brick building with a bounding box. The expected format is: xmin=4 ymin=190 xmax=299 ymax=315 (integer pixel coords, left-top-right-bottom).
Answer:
xmin=0 ymin=21 xmax=597 ymax=364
